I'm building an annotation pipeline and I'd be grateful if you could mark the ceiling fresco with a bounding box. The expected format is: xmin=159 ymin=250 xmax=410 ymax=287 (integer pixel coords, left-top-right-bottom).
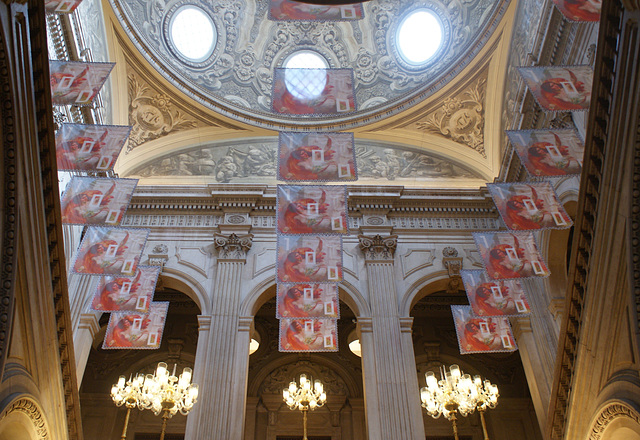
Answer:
xmin=109 ymin=0 xmax=510 ymax=130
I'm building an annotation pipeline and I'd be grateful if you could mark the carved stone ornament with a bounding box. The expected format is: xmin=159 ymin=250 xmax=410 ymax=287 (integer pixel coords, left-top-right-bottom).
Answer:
xmin=358 ymin=234 xmax=398 ymax=261
xmin=259 ymin=360 xmax=348 ymax=396
xmin=442 ymin=246 xmax=459 ymax=258
xmin=589 ymin=402 xmax=640 ymax=439
xmin=214 ymin=233 xmax=253 ymax=260
xmin=0 ymin=398 xmax=49 ymax=439
xmin=148 ymin=243 xmax=169 ymax=267
xmin=443 ymin=256 xmax=463 ymax=294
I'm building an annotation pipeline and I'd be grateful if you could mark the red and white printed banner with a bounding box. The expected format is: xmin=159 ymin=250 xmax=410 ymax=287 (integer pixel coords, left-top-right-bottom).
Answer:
xmin=461 ymin=270 xmax=531 ymax=317
xmin=473 ymin=232 xmax=550 ymax=280
xmin=518 ymin=66 xmax=593 ymax=112
xmin=552 ymin=0 xmax=600 ymax=22
xmin=102 ymin=302 xmax=169 ymax=350
xmin=276 ymin=283 xmax=339 ymax=319
xmin=487 ymin=182 xmax=572 ymax=231
xmin=279 ymin=318 xmax=338 ymax=352
xmin=56 ymin=124 xmax=131 ymax=172
xmin=45 ymin=0 xmax=83 ymax=14
xmin=452 ymin=305 xmax=517 ymax=354
xmin=60 ymin=177 xmax=137 ymax=225
xmin=276 ymin=235 xmax=343 ymax=283
xmin=278 ymin=132 xmax=357 ymax=182
xmin=269 ymin=0 xmax=364 ymax=21
xmin=507 ymin=129 xmax=583 ymax=177
xmin=90 ymin=266 xmax=160 ymax=313
xmin=72 ymin=226 xmax=149 ymax=276
xmin=50 ymin=60 xmax=114 ymax=106
xmin=277 ymin=185 xmax=348 ymax=235
xmin=272 ymin=68 xmax=355 ymax=115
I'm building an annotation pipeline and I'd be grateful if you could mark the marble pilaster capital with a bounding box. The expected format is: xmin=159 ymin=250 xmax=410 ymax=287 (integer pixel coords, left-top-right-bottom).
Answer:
xmin=214 ymin=232 xmax=253 ymax=261
xmin=358 ymin=234 xmax=398 ymax=261
xmin=197 ymin=315 xmax=212 ymax=332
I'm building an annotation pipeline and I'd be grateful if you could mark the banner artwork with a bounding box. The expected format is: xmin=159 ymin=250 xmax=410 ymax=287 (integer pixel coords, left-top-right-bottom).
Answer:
xmin=60 ymin=177 xmax=137 ymax=225
xmin=277 ymin=185 xmax=348 ymax=235
xmin=49 ymin=60 xmax=114 ymax=106
xmin=102 ymin=302 xmax=169 ymax=349
xmin=276 ymin=283 xmax=339 ymax=319
xmin=45 ymin=0 xmax=83 ymax=14
xmin=552 ymin=0 xmax=600 ymax=22
xmin=269 ymin=0 xmax=364 ymax=21
xmin=507 ymin=129 xmax=583 ymax=177
xmin=276 ymin=235 xmax=343 ymax=283
xmin=55 ymin=124 xmax=131 ymax=172
xmin=279 ymin=318 xmax=338 ymax=352
xmin=461 ymin=270 xmax=531 ymax=317
xmin=90 ymin=266 xmax=161 ymax=313
xmin=518 ymin=66 xmax=593 ymax=112
xmin=452 ymin=305 xmax=518 ymax=354
xmin=473 ymin=232 xmax=550 ymax=280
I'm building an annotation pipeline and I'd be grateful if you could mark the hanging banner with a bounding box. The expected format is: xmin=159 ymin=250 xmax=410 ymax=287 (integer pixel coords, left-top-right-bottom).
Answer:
xmin=518 ymin=66 xmax=592 ymax=112
xmin=452 ymin=305 xmax=517 ymax=354
xmin=49 ymin=60 xmax=114 ymax=106
xmin=473 ymin=232 xmax=550 ymax=280
xmin=72 ymin=226 xmax=149 ymax=276
xmin=552 ymin=0 xmax=600 ymax=22
xmin=269 ymin=0 xmax=364 ymax=21
xmin=279 ymin=318 xmax=338 ymax=352
xmin=60 ymin=177 xmax=137 ymax=225
xmin=278 ymin=132 xmax=357 ymax=182
xmin=506 ymin=129 xmax=584 ymax=177
xmin=90 ymin=266 xmax=160 ymax=313
xmin=276 ymin=235 xmax=343 ymax=283
xmin=272 ymin=68 xmax=356 ymax=115
xmin=102 ymin=301 xmax=169 ymax=349
xmin=277 ymin=185 xmax=348 ymax=235
xmin=487 ymin=182 xmax=572 ymax=231
xmin=56 ymin=124 xmax=131 ymax=172
xmin=276 ymin=283 xmax=339 ymax=319
xmin=45 ymin=0 xmax=83 ymax=14
xmin=461 ymin=270 xmax=531 ymax=317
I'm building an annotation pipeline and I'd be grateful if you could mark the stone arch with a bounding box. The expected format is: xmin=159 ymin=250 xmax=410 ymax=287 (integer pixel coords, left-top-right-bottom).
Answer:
xmin=159 ymin=267 xmax=206 ymax=314
xmin=589 ymin=400 xmax=640 ymax=440
xmin=0 ymin=397 xmax=49 ymax=440
xmin=399 ymin=270 xmax=451 ymax=317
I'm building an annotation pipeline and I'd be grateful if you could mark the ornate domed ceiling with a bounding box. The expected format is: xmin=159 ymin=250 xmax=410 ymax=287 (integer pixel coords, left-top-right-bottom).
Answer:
xmin=110 ymin=0 xmax=509 ymax=131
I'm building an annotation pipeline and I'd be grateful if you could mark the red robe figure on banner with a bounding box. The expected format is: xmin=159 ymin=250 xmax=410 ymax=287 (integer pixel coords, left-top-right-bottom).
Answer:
xmin=93 ymin=271 xmax=142 ymax=310
xmin=282 ymin=242 xmax=325 ymax=282
xmin=561 ymin=0 xmax=600 ymax=21
xmin=539 ymin=69 xmax=589 ymax=111
xmin=57 ymin=129 xmax=109 ymax=170
xmin=285 ymin=137 xmax=336 ymax=180
xmin=108 ymin=316 xmax=134 ymax=347
xmin=282 ymin=284 xmax=324 ymax=317
xmin=527 ymin=133 xmax=580 ymax=176
xmin=503 ymin=186 xmax=547 ymax=230
xmin=283 ymin=190 xmax=330 ymax=233
xmin=51 ymin=66 xmax=90 ymax=102
xmin=75 ymin=232 xmax=129 ymax=274
xmin=284 ymin=320 xmax=309 ymax=350
xmin=474 ymin=283 xmax=513 ymax=315
xmin=62 ymin=182 xmax=116 ymax=224
xmin=488 ymin=240 xmax=529 ymax=279
xmin=462 ymin=319 xmax=500 ymax=352
xmin=272 ymin=1 xmax=331 ymax=20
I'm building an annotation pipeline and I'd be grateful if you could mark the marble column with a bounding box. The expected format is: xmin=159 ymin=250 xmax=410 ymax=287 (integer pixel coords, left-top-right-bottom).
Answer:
xmin=185 ymin=233 xmax=253 ymax=440
xmin=358 ymin=235 xmax=426 ymax=440
xmin=73 ymin=312 xmax=100 ymax=387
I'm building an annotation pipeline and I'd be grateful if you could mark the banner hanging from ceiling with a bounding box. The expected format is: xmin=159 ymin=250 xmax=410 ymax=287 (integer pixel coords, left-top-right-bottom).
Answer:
xmin=460 ymin=270 xmax=531 ymax=317
xmin=276 ymin=283 xmax=340 ymax=319
xmin=507 ymin=129 xmax=584 ymax=177
xmin=49 ymin=60 xmax=115 ymax=106
xmin=269 ymin=0 xmax=364 ymax=21
xmin=72 ymin=226 xmax=149 ymax=276
xmin=279 ymin=318 xmax=338 ymax=352
xmin=90 ymin=266 xmax=161 ymax=313
xmin=45 ymin=0 xmax=83 ymax=14
xmin=60 ymin=177 xmax=137 ymax=225
xmin=277 ymin=185 xmax=348 ymax=235
xmin=518 ymin=65 xmax=593 ymax=112
xmin=487 ymin=182 xmax=573 ymax=231
xmin=55 ymin=124 xmax=131 ymax=172
xmin=276 ymin=235 xmax=343 ymax=283
xmin=452 ymin=305 xmax=518 ymax=354
xmin=552 ymin=0 xmax=600 ymax=22
xmin=272 ymin=68 xmax=356 ymax=115
xmin=473 ymin=231 xmax=550 ymax=280
xmin=102 ymin=301 xmax=169 ymax=349
xmin=278 ymin=132 xmax=357 ymax=182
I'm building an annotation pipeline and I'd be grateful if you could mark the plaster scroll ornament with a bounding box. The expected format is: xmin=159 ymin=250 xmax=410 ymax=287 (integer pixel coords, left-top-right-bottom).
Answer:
xmin=358 ymin=234 xmax=398 ymax=260
xmin=214 ymin=233 xmax=254 ymax=259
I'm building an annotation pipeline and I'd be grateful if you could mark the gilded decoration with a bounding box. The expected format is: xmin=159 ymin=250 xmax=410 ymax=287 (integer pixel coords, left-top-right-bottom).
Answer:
xmin=415 ymin=74 xmax=487 ymax=157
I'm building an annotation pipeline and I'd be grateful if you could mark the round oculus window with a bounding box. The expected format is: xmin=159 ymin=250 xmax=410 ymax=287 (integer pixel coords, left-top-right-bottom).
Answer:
xmin=397 ymin=10 xmax=443 ymax=65
xmin=169 ymin=6 xmax=216 ymax=63
xmin=283 ymin=51 xmax=329 ymax=101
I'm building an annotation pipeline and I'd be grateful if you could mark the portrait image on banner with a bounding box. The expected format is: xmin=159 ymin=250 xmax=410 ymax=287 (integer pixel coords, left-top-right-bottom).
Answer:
xmin=60 ymin=177 xmax=137 ymax=225
xmin=518 ymin=66 xmax=592 ymax=112
xmin=279 ymin=318 xmax=338 ymax=352
xmin=72 ymin=226 xmax=149 ymax=276
xmin=272 ymin=68 xmax=355 ymax=115
xmin=56 ymin=124 xmax=131 ymax=172
xmin=90 ymin=266 xmax=161 ymax=313
xmin=507 ymin=129 xmax=584 ymax=177
xmin=473 ymin=232 xmax=550 ymax=280
xmin=102 ymin=302 xmax=169 ymax=349
xmin=277 ymin=235 xmax=343 ymax=283
xmin=49 ymin=60 xmax=114 ymax=106
xmin=276 ymin=283 xmax=339 ymax=319
xmin=452 ymin=305 xmax=518 ymax=354
xmin=278 ymin=132 xmax=357 ymax=182
xmin=487 ymin=182 xmax=572 ymax=231
xmin=277 ymin=185 xmax=348 ymax=235
xmin=461 ymin=270 xmax=531 ymax=317
xmin=269 ymin=0 xmax=364 ymax=21
xmin=45 ymin=0 xmax=83 ymax=14
xmin=552 ymin=0 xmax=600 ymax=22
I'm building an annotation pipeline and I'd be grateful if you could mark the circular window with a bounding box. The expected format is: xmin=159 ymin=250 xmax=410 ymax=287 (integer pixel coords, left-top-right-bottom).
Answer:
xmin=284 ymin=51 xmax=329 ymax=101
xmin=169 ymin=6 xmax=216 ymax=63
xmin=397 ymin=10 xmax=443 ymax=65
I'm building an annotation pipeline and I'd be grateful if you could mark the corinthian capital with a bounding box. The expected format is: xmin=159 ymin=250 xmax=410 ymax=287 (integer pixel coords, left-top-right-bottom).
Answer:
xmin=358 ymin=234 xmax=398 ymax=261
xmin=214 ymin=233 xmax=253 ymax=260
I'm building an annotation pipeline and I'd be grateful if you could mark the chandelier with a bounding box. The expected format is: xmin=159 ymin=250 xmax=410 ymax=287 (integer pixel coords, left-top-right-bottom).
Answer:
xmin=283 ymin=374 xmax=327 ymax=440
xmin=420 ymin=364 xmax=499 ymax=440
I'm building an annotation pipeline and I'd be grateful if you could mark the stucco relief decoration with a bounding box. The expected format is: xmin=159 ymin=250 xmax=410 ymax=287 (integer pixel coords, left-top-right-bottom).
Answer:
xmin=589 ymin=402 xmax=640 ymax=440
xmin=416 ymin=77 xmax=487 ymax=157
xmin=358 ymin=234 xmax=398 ymax=260
xmin=214 ymin=233 xmax=254 ymax=260
xmin=127 ymin=74 xmax=197 ymax=151
xmin=0 ymin=399 xmax=49 ymax=439
xmin=260 ymin=360 xmax=347 ymax=395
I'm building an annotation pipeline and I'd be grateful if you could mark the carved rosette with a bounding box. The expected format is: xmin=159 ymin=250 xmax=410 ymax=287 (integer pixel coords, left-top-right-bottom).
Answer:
xmin=214 ymin=233 xmax=253 ymax=260
xmin=358 ymin=234 xmax=398 ymax=261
